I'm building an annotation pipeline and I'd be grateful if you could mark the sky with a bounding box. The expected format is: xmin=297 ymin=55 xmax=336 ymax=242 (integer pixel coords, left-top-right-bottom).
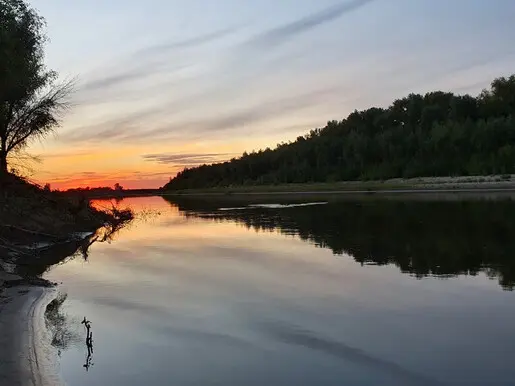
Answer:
xmin=25 ymin=0 xmax=515 ymax=189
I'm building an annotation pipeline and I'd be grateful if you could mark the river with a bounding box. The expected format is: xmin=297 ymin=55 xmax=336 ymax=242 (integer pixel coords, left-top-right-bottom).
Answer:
xmin=44 ymin=195 xmax=515 ymax=386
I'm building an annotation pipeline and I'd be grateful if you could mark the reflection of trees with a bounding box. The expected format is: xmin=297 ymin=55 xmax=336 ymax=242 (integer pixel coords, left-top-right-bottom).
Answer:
xmin=45 ymin=294 xmax=96 ymax=371
xmin=165 ymin=197 xmax=515 ymax=290
xmin=14 ymin=207 xmax=134 ymax=274
xmin=80 ymin=209 xmax=134 ymax=261
xmin=45 ymin=293 xmax=82 ymax=356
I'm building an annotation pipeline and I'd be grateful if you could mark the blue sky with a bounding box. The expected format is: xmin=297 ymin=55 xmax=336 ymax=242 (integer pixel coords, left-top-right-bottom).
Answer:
xmin=28 ymin=0 xmax=515 ymax=188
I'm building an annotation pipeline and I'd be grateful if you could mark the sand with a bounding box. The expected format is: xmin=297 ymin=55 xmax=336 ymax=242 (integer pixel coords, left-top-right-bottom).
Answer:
xmin=0 ymin=280 xmax=63 ymax=386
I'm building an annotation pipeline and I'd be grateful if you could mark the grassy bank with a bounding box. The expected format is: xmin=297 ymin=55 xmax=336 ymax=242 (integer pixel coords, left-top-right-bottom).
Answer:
xmin=162 ymin=175 xmax=515 ymax=195
xmin=0 ymin=173 xmax=133 ymax=279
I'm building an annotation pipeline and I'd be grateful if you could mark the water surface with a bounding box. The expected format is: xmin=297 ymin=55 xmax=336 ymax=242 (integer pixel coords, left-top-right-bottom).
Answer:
xmin=45 ymin=196 xmax=515 ymax=386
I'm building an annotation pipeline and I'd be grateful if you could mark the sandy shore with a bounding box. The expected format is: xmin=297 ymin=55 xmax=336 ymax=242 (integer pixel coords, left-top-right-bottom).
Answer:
xmin=0 ymin=279 xmax=63 ymax=386
xmin=0 ymin=227 xmax=118 ymax=386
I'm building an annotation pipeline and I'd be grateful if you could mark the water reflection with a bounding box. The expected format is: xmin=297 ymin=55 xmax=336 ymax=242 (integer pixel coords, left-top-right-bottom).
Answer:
xmin=165 ymin=196 xmax=515 ymax=290
xmin=81 ymin=317 xmax=94 ymax=371
xmin=45 ymin=293 xmax=82 ymax=357
xmin=45 ymin=196 xmax=515 ymax=386
xmin=45 ymin=294 xmax=96 ymax=372
xmin=256 ymin=319 xmax=441 ymax=386
xmin=15 ymin=205 xmax=134 ymax=276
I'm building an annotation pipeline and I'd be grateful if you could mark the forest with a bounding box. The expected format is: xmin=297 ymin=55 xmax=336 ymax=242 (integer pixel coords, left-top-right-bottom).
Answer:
xmin=163 ymin=75 xmax=515 ymax=190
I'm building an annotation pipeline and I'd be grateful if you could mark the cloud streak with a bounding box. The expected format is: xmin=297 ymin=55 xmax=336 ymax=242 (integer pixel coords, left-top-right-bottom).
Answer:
xmin=67 ymin=2 xmax=376 ymax=144
xmin=80 ymin=68 xmax=151 ymax=93
xmin=133 ymin=27 xmax=237 ymax=57
xmin=79 ymin=63 xmax=190 ymax=95
xmin=143 ymin=153 xmax=234 ymax=165
xmin=248 ymin=0 xmax=375 ymax=49
xmin=132 ymin=87 xmax=342 ymax=139
xmin=60 ymin=86 xmax=342 ymax=144
xmin=77 ymin=27 xmax=235 ymax=97
xmin=129 ymin=86 xmax=345 ymax=141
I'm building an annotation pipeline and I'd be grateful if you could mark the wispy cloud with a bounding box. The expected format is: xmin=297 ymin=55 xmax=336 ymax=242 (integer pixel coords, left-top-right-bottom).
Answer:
xmin=80 ymin=68 xmax=151 ymax=93
xmin=39 ymin=149 xmax=93 ymax=159
xmin=129 ymin=86 xmax=345 ymax=140
xmin=77 ymin=28 xmax=236 ymax=98
xmin=133 ymin=27 xmax=237 ymax=57
xmin=79 ymin=63 xmax=189 ymax=95
xmin=247 ymin=0 xmax=375 ymax=49
xmin=143 ymin=153 xmax=234 ymax=165
xmin=62 ymin=86 xmax=343 ymax=144
xmin=65 ymin=2 xmax=377 ymax=146
xmin=59 ymin=101 xmax=172 ymax=143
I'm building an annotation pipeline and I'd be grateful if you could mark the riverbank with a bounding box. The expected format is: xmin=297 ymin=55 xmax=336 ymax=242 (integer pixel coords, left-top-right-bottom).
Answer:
xmin=0 ymin=174 xmax=133 ymax=271
xmin=0 ymin=233 xmax=103 ymax=386
xmin=0 ymin=281 xmax=62 ymax=386
xmin=0 ymin=173 xmax=134 ymax=385
xmin=161 ymin=175 xmax=515 ymax=195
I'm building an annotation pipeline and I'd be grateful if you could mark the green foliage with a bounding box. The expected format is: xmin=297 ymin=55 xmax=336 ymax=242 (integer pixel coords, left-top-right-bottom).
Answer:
xmin=0 ymin=0 xmax=70 ymax=173
xmin=0 ymin=0 xmax=49 ymax=105
xmin=164 ymin=74 xmax=515 ymax=190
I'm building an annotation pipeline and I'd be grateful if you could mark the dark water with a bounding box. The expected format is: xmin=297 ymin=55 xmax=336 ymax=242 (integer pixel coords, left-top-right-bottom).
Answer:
xmin=45 ymin=196 xmax=515 ymax=386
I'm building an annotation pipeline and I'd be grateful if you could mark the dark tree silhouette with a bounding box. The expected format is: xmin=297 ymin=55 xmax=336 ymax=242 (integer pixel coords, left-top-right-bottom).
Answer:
xmin=0 ymin=0 xmax=71 ymax=175
xmin=163 ymin=75 xmax=515 ymax=190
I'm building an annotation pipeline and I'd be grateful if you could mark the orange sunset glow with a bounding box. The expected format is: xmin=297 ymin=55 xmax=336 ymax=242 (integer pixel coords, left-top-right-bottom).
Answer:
xmin=25 ymin=0 xmax=515 ymax=189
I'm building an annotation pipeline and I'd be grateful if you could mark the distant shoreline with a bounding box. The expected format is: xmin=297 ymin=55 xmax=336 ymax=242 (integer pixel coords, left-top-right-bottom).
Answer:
xmin=64 ymin=175 xmax=515 ymax=199
xmin=159 ymin=175 xmax=515 ymax=196
xmin=163 ymin=187 xmax=515 ymax=196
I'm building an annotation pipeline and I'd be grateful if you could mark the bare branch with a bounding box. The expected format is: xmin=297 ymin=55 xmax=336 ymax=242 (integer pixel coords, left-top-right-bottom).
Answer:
xmin=5 ymin=79 xmax=73 ymax=153
xmin=7 ymin=149 xmax=41 ymax=178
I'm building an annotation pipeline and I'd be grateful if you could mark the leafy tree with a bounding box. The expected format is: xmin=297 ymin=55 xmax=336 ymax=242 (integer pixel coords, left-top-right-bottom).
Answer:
xmin=163 ymin=74 xmax=515 ymax=191
xmin=0 ymin=0 xmax=71 ymax=175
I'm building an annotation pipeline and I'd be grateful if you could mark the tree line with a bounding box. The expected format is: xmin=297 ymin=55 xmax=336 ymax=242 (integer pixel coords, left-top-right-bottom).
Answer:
xmin=164 ymin=75 xmax=515 ymax=190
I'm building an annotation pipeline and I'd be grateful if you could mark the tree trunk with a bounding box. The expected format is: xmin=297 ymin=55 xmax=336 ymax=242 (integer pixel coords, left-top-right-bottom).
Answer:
xmin=0 ymin=150 xmax=7 ymax=175
xmin=0 ymin=151 xmax=7 ymax=189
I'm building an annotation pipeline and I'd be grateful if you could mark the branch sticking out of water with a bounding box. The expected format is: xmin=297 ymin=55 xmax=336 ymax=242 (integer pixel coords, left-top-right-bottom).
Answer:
xmin=81 ymin=317 xmax=94 ymax=371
